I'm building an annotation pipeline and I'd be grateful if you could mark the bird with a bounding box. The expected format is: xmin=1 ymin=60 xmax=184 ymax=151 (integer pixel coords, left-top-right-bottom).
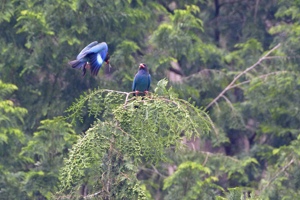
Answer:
xmin=132 ymin=63 xmax=151 ymax=96
xmin=68 ymin=41 xmax=110 ymax=76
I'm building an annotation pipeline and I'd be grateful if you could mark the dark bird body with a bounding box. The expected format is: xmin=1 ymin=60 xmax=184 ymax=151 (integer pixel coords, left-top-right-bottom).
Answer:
xmin=132 ymin=63 xmax=151 ymax=96
xmin=69 ymin=41 xmax=110 ymax=76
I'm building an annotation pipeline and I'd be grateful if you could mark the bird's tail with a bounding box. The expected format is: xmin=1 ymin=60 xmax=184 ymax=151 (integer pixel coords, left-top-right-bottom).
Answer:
xmin=68 ymin=59 xmax=85 ymax=69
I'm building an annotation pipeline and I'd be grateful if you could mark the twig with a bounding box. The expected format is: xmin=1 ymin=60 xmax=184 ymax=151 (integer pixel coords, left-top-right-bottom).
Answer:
xmin=151 ymin=164 xmax=167 ymax=177
xmin=254 ymin=0 xmax=260 ymax=22
xmin=199 ymin=151 xmax=240 ymax=162
xmin=84 ymin=191 xmax=102 ymax=199
xmin=220 ymin=95 xmax=235 ymax=111
xmin=263 ymin=56 xmax=288 ymax=60
xmin=202 ymin=153 xmax=209 ymax=166
xmin=102 ymin=89 xmax=131 ymax=95
xmin=260 ymin=158 xmax=294 ymax=193
xmin=124 ymin=92 xmax=130 ymax=106
xmin=228 ymin=71 xmax=288 ymax=90
xmin=205 ymin=43 xmax=281 ymax=111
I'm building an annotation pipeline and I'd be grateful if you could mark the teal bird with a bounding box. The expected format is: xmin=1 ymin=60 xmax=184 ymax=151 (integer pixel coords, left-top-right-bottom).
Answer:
xmin=68 ymin=41 xmax=110 ymax=76
xmin=132 ymin=63 xmax=151 ymax=96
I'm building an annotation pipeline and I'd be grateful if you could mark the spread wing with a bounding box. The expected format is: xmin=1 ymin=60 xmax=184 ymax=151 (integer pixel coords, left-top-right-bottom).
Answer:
xmin=76 ymin=41 xmax=98 ymax=60
xmin=85 ymin=42 xmax=109 ymax=76
xmin=83 ymin=42 xmax=108 ymax=55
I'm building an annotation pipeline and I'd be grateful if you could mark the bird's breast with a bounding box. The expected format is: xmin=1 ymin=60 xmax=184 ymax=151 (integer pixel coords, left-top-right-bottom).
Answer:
xmin=134 ymin=73 xmax=150 ymax=91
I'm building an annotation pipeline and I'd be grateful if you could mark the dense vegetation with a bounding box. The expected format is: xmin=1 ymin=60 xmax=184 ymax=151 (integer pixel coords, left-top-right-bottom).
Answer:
xmin=1 ymin=0 xmax=300 ymax=199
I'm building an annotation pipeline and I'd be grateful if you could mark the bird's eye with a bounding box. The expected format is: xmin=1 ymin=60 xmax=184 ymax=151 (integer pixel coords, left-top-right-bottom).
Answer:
xmin=105 ymin=54 xmax=110 ymax=62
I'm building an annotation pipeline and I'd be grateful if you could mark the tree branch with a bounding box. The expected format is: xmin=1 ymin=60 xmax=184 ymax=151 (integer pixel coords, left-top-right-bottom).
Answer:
xmin=228 ymin=71 xmax=289 ymax=90
xmin=205 ymin=43 xmax=281 ymax=111
xmin=220 ymin=95 xmax=235 ymax=111
xmin=199 ymin=151 xmax=240 ymax=162
xmin=84 ymin=191 xmax=102 ymax=199
xmin=254 ymin=0 xmax=260 ymax=22
xmin=260 ymin=158 xmax=294 ymax=193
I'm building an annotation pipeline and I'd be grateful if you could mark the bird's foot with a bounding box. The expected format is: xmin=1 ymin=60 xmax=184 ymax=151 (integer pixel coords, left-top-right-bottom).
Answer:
xmin=144 ymin=91 xmax=149 ymax=95
xmin=135 ymin=91 xmax=139 ymax=96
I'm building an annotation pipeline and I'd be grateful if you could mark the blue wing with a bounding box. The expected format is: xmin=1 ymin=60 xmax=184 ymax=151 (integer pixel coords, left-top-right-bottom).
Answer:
xmin=147 ymin=74 xmax=151 ymax=91
xmin=76 ymin=41 xmax=98 ymax=60
xmin=68 ymin=59 xmax=86 ymax=69
xmin=88 ymin=53 xmax=104 ymax=76
xmin=83 ymin=42 xmax=108 ymax=55
xmin=132 ymin=74 xmax=137 ymax=91
xmin=69 ymin=41 xmax=98 ymax=70
xmin=85 ymin=42 xmax=109 ymax=76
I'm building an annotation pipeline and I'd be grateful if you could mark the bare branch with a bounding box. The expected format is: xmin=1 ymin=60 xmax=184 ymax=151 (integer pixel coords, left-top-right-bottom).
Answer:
xmin=124 ymin=92 xmax=130 ymax=106
xmin=84 ymin=191 xmax=102 ymax=199
xmin=264 ymin=56 xmax=288 ymax=60
xmin=254 ymin=0 xmax=260 ymax=22
xmin=259 ymin=158 xmax=294 ymax=194
xmin=228 ymin=71 xmax=289 ymax=90
xmin=199 ymin=151 xmax=240 ymax=162
xmin=220 ymin=95 xmax=235 ymax=111
xmin=151 ymin=164 xmax=167 ymax=177
xmin=202 ymin=153 xmax=209 ymax=166
xmin=205 ymin=43 xmax=281 ymax=111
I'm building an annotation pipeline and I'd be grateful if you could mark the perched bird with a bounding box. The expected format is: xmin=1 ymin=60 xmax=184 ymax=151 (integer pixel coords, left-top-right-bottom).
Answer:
xmin=132 ymin=63 xmax=151 ymax=96
xmin=68 ymin=41 xmax=110 ymax=76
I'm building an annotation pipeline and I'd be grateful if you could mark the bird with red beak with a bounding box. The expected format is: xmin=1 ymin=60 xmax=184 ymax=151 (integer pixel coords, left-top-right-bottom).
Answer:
xmin=132 ymin=63 xmax=151 ymax=96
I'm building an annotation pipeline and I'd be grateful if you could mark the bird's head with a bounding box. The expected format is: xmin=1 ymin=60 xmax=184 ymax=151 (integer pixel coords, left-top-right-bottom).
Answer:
xmin=139 ymin=63 xmax=148 ymax=71
xmin=104 ymin=53 xmax=110 ymax=64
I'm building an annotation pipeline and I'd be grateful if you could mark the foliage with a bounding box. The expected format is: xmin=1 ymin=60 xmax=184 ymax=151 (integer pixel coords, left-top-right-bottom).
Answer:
xmin=0 ymin=80 xmax=27 ymax=199
xmin=58 ymin=80 xmax=214 ymax=199
xmin=19 ymin=117 xmax=78 ymax=199
xmin=163 ymin=161 xmax=221 ymax=200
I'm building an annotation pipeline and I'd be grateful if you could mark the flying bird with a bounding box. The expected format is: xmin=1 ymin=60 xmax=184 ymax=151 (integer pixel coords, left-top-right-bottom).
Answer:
xmin=132 ymin=63 xmax=151 ymax=96
xmin=68 ymin=41 xmax=110 ymax=76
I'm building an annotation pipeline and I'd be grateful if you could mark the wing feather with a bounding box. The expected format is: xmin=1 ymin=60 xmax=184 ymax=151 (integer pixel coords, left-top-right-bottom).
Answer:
xmin=88 ymin=53 xmax=102 ymax=76
xmin=147 ymin=74 xmax=151 ymax=91
xmin=132 ymin=74 xmax=137 ymax=91
xmin=76 ymin=41 xmax=98 ymax=59
xmin=84 ymin=42 xmax=108 ymax=55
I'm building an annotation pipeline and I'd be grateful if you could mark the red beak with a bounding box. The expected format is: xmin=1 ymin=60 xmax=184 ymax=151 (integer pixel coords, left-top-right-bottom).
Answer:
xmin=139 ymin=63 xmax=145 ymax=68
